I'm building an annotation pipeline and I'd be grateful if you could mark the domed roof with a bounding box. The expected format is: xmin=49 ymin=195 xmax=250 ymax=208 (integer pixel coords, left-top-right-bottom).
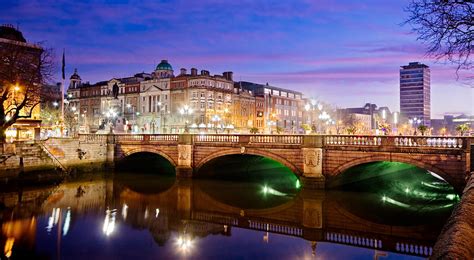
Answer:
xmin=156 ymin=60 xmax=173 ymax=71
xmin=70 ymin=68 xmax=81 ymax=80
xmin=0 ymin=24 xmax=26 ymax=42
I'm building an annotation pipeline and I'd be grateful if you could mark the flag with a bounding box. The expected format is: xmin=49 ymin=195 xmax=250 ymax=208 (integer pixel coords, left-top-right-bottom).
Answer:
xmin=62 ymin=49 xmax=65 ymax=80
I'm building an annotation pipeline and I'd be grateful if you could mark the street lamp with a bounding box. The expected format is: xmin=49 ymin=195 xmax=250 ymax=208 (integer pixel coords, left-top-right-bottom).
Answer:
xmin=179 ymin=105 xmax=193 ymax=133
xmin=211 ymin=114 xmax=221 ymax=133
xmin=318 ymin=111 xmax=330 ymax=134
xmin=157 ymin=101 xmax=168 ymax=133
xmin=304 ymin=100 xmax=323 ymax=133
xmin=409 ymin=117 xmax=422 ymax=135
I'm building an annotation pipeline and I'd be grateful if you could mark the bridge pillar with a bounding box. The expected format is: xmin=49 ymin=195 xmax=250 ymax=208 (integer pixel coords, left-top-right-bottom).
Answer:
xmin=176 ymin=134 xmax=193 ymax=178
xmin=106 ymin=133 xmax=115 ymax=169
xmin=301 ymin=136 xmax=325 ymax=189
xmin=177 ymin=180 xmax=192 ymax=220
xmin=301 ymin=189 xmax=325 ymax=241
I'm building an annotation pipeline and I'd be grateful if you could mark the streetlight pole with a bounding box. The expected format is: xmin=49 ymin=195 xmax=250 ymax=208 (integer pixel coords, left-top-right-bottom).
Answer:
xmin=179 ymin=105 xmax=193 ymax=133
xmin=212 ymin=114 xmax=221 ymax=134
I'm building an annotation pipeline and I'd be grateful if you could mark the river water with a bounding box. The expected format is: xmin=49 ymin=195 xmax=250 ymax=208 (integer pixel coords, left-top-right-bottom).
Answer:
xmin=0 ymin=155 xmax=459 ymax=259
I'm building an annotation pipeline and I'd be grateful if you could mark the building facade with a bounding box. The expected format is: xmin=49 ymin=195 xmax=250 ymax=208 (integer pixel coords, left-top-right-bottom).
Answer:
xmin=336 ymin=103 xmax=395 ymax=132
xmin=65 ymin=60 xmax=311 ymax=134
xmin=239 ymin=82 xmax=303 ymax=133
xmin=169 ymin=68 xmax=234 ymax=133
xmin=400 ymin=62 xmax=431 ymax=126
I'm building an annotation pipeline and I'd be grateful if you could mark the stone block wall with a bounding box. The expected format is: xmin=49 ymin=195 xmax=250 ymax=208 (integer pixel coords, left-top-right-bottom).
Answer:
xmin=44 ymin=137 xmax=108 ymax=171
xmin=0 ymin=138 xmax=108 ymax=177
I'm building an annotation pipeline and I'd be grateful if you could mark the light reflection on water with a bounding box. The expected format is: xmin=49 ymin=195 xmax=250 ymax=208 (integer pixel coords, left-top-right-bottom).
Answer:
xmin=0 ymin=161 xmax=457 ymax=260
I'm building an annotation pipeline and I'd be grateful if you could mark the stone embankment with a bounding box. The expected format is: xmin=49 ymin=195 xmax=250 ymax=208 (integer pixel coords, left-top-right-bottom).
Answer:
xmin=431 ymin=174 xmax=474 ymax=259
xmin=0 ymin=137 xmax=108 ymax=178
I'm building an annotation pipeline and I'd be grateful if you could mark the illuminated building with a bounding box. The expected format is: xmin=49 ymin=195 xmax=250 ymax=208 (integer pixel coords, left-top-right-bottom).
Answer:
xmin=169 ymin=68 xmax=234 ymax=133
xmin=239 ymin=81 xmax=304 ymax=133
xmin=0 ymin=24 xmax=43 ymax=140
xmin=400 ymin=62 xmax=431 ymax=126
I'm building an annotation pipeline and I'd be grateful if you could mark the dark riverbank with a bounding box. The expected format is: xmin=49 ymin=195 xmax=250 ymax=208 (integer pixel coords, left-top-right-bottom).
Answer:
xmin=431 ymin=175 xmax=474 ymax=259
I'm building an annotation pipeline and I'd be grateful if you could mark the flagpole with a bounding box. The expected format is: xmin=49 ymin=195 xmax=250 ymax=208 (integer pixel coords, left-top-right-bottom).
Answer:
xmin=61 ymin=49 xmax=65 ymax=136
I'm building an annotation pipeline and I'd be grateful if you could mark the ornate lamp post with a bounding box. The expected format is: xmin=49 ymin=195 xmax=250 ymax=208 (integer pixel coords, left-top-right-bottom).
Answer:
xmin=211 ymin=114 xmax=221 ymax=134
xmin=318 ymin=111 xmax=330 ymax=134
xmin=179 ymin=105 xmax=193 ymax=133
xmin=409 ymin=117 xmax=422 ymax=135
xmin=304 ymin=100 xmax=323 ymax=133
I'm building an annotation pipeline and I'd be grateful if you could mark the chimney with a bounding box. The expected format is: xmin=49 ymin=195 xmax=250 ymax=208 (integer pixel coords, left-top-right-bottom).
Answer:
xmin=223 ymin=71 xmax=233 ymax=81
xmin=191 ymin=68 xmax=197 ymax=76
xmin=180 ymin=68 xmax=187 ymax=75
xmin=201 ymin=70 xmax=209 ymax=76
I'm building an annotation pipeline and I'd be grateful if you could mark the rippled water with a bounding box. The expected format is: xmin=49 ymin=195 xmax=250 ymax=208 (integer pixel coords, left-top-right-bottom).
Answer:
xmin=0 ymin=158 xmax=459 ymax=259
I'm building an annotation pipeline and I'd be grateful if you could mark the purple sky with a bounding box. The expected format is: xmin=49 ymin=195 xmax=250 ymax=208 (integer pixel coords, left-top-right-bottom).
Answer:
xmin=1 ymin=0 xmax=472 ymax=118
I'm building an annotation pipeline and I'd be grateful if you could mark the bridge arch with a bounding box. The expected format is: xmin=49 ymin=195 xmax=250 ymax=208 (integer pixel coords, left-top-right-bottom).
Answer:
xmin=118 ymin=147 xmax=177 ymax=167
xmin=330 ymin=154 xmax=458 ymax=189
xmin=195 ymin=148 xmax=301 ymax=176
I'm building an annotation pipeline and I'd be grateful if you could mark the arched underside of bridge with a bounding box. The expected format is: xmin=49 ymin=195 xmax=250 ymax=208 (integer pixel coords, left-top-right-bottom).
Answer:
xmin=117 ymin=147 xmax=178 ymax=167
xmin=194 ymin=148 xmax=302 ymax=176
xmin=328 ymin=153 xmax=461 ymax=191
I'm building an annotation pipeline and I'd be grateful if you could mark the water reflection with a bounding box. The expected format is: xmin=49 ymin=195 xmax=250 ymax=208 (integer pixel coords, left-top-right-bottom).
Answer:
xmin=0 ymin=169 xmax=456 ymax=259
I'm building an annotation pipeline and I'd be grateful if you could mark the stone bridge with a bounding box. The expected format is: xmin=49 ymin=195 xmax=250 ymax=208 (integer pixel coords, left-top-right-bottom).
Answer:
xmin=74 ymin=134 xmax=472 ymax=192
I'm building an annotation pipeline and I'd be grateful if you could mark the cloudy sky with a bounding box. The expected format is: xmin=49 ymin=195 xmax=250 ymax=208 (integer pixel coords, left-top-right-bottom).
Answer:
xmin=1 ymin=0 xmax=472 ymax=118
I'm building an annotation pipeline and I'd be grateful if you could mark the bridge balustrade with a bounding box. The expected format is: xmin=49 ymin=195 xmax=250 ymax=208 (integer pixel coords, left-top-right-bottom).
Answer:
xmin=326 ymin=232 xmax=382 ymax=249
xmin=192 ymin=134 xmax=304 ymax=145
xmin=78 ymin=134 xmax=108 ymax=143
xmin=249 ymin=135 xmax=303 ymax=144
xmin=115 ymin=134 xmax=179 ymax=144
xmin=324 ymin=135 xmax=466 ymax=149
xmin=249 ymin=220 xmax=303 ymax=236
xmin=396 ymin=242 xmax=432 ymax=257
xmin=193 ymin=134 xmax=239 ymax=143
xmin=76 ymin=134 xmax=468 ymax=150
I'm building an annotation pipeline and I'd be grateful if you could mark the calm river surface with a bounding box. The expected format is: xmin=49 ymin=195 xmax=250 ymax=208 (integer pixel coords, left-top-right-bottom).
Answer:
xmin=0 ymin=155 xmax=459 ymax=259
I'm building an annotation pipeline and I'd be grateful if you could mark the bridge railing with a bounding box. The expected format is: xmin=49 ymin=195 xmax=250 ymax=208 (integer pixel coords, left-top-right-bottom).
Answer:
xmin=114 ymin=134 xmax=179 ymax=144
xmin=192 ymin=134 xmax=304 ymax=145
xmin=193 ymin=134 xmax=239 ymax=143
xmin=78 ymin=134 xmax=108 ymax=143
xmin=76 ymin=134 xmax=468 ymax=149
xmin=249 ymin=135 xmax=303 ymax=144
xmin=323 ymin=135 xmax=466 ymax=149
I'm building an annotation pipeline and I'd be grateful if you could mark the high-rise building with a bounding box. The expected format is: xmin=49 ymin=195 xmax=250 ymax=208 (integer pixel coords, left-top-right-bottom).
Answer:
xmin=400 ymin=62 xmax=431 ymax=126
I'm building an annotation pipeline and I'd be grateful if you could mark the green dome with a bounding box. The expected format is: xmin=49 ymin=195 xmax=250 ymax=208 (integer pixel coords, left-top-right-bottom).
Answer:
xmin=156 ymin=59 xmax=173 ymax=71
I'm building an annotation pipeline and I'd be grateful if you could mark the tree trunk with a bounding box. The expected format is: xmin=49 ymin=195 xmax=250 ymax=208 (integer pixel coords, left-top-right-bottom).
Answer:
xmin=0 ymin=127 xmax=6 ymax=144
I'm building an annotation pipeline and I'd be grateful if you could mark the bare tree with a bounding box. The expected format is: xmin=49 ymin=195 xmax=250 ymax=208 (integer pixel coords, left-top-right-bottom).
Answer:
xmin=0 ymin=41 xmax=54 ymax=142
xmin=405 ymin=1 xmax=473 ymax=74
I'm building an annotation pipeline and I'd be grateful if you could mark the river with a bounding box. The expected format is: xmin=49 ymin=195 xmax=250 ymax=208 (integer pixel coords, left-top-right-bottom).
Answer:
xmin=0 ymin=154 xmax=459 ymax=259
